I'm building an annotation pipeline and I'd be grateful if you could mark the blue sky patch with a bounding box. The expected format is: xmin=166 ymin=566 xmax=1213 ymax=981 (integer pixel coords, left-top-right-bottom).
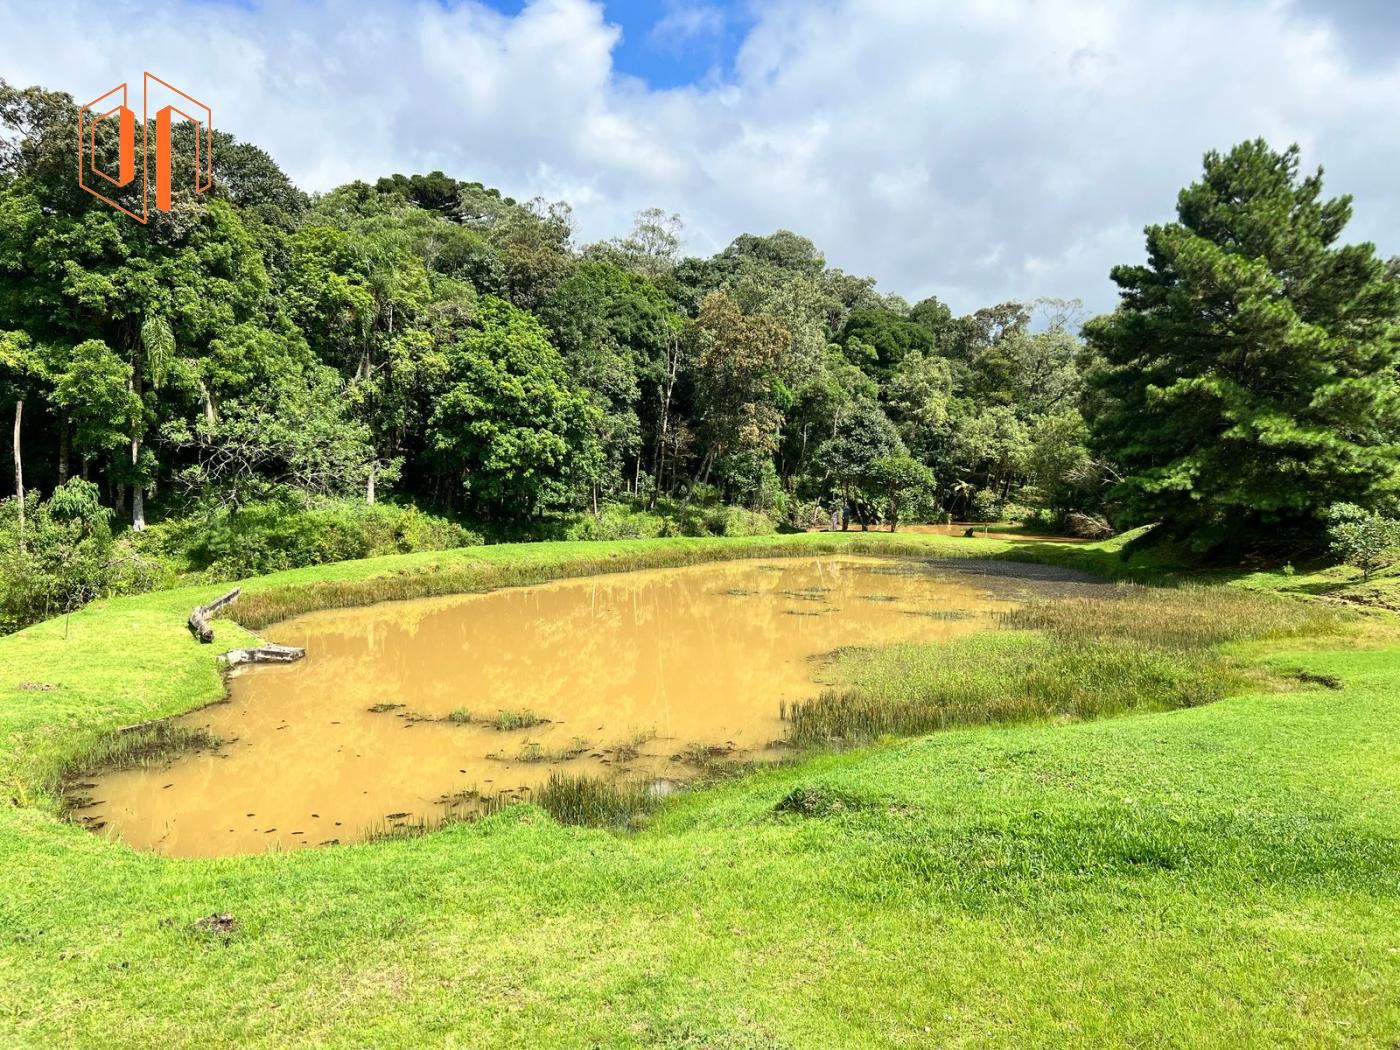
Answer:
xmin=477 ymin=0 xmax=752 ymax=88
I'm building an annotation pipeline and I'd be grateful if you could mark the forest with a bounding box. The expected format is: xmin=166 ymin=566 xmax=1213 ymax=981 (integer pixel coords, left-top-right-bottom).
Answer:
xmin=2 ymin=79 xmax=1399 ymax=632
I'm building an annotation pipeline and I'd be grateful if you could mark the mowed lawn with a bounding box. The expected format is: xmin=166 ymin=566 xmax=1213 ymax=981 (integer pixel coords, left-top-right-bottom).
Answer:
xmin=0 ymin=532 xmax=1397 ymax=1047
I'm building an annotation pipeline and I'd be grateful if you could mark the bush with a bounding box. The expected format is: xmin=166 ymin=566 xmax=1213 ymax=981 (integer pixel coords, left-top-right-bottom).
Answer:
xmin=966 ymin=487 xmax=1004 ymax=522
xmin=564 ymin=504 xmax=668 ymax=541
xmin=1328 ymin=503 xmax=1400 ymax=581
xmin=0 ymin=480 xmax=164 ymax=633
xmin=139 ymin=500 xmax=481 ymax=580
xmin=677 ymin=504 xmax=776 ymax=538
xmin=789 ymin=500 xmax=831 ymax=531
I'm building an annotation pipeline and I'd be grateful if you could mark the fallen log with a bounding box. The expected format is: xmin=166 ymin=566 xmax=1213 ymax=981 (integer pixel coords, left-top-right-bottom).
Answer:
xmin=219 ymin=643 xmax=306 ymax=668
xmin=188 ymin=587 xmax=242 ymax=644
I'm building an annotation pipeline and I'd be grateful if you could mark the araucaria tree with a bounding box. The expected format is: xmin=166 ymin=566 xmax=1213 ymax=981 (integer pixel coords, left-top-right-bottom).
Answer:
xmin=1087 ymin=140 xmax=1400 ymax=546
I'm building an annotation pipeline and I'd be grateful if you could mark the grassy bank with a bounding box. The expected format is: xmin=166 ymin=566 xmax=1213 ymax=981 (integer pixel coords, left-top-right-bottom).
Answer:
xmin=1 ymin=531 xmax=1398 ymax=1046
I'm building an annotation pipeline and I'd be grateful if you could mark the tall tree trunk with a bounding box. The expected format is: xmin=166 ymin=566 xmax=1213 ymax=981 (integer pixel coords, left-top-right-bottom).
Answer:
xmin=12 ymin=398 xmax=23 ymax=541
xmin=57 ymin=420 xmax=70 ymax=485
xmin=678 ymin=447 xmax=716 ymax=513
xmin=198 ymin=378 xmax=217 ymax=427
xmin=366 ymin=462 xmax=376 ymax=506
xmin=651 ymin=331 xmax=680 ymax=509
xmin=129 ymin=354 xmax=145 ymax=531
xmin=130 ymin=435 xmax=145 ymax=531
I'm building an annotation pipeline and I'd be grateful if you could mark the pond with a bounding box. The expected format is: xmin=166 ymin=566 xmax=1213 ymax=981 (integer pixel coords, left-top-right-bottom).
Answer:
xmin=79 ymin=556 xmax=1095 ymax=857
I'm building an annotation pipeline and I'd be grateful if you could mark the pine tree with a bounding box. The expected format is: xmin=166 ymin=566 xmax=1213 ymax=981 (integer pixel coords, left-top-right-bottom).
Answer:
xmin=1087 ymin=140 xmax=1400 ymax=547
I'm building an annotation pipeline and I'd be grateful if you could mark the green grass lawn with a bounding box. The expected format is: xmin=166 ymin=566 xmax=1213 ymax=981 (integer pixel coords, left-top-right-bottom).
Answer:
xmin=1 ymin=531 xmax=1398 ymax=1047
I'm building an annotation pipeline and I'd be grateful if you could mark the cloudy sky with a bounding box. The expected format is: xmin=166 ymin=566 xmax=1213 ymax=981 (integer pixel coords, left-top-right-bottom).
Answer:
xmin=3 ymin=0 xmax=1399 ymax=312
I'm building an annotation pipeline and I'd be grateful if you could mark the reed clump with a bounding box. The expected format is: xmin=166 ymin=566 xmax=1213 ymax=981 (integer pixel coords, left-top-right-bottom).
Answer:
xmin=490 ymin=709 xmax=548 ymax=731
xmin=788 ymin=586 xmax=1352 ymax=749
xmin=509 ymin=737 xmax=589 ymax=763
xmin=65 ymin=723 xmax=222 ymax=777
xmin=609 ymin=729 xmax=656 ymax=763
xmin=531 ymin=772 xmax=661 ymax=828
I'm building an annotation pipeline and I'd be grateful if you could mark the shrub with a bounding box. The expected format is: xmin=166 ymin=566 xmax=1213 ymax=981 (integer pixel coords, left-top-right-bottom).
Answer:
xmin=564 ymin=504 xmax=668 ymax=541
xmin=0 ymin=480 xmax=163 ymax=633
xmin=149 ymin=499 xmax=481 ymax=580
xmin=690 ymin=505 xmax=776 ymax=537
xmin=789 ymin=500 xmax=831 ymax=531
xmin=1328 ymin=503 xmax=1400 ymax=581
xmin=966 ymin=487 xmax=1004 ymax=522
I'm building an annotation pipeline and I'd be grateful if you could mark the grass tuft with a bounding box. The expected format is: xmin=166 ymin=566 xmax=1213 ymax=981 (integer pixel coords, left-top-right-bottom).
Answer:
xmin=789 ymin=585 xmax=1352 ymax=749
xmin=531 ymin=772 xmax=662 ymax=828
xmin=65 ymin=723 xmax=222 ymax=776
xmin=489 ymin=709 xmax=548 ymax=731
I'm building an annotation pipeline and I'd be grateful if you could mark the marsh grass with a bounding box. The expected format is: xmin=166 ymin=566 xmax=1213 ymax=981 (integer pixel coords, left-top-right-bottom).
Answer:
xmin=446 ymin=707 xmax=472 ymax=724
xmin=608 ymin=729 xmax=657 ymax=763
xmin=65 ymin=723 xmax=222 ymax=776
xmin=226 ymin=536 xmax=948 ymax=630
xmin=59 ymin=723 xmax=223 ymax=821
xmin=1001 ymin=583 xmax=1354 ymax=647
xmin=789 ymin=585 xmax=1353 ymax=748
xmin=490 ymin=709 xmax=548 ymax=731
xmin=531 ymin=772 xmax=661 ymax=828
xmin=508 ymin=737 xmax=590 ymax=763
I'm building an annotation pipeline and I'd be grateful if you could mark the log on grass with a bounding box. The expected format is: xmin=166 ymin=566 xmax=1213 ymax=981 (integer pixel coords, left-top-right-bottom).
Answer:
xmin=188 ymin=587 xmax=242 ymax=644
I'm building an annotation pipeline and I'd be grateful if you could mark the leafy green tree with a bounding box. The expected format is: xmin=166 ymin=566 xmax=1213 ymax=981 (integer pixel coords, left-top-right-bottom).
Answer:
xmin=429 ymin=297 xmax=598 ymax=518
xmin=684 ymin=291 xmax=790 ymax=502
xmin=539 ymin=261 xmax=681 ymax=505
xmin=1327 ymin=503 xmax=1400 ymax=581
xmin=837 ymin=306 xmax=937 ymax=376
xmin=48 ymin=339 xmax=140 ymax=480
xmin=1025 ymin=409 xmax=1093 ymax=520
xmin=173 ymin=362 xmax=374 ymax=512
xmin=884 ymin=350 xmax=955 ymax=460
xmin=1088 ymin=140 xmax=1400 ymax=545
xmin=869 ymin=453 xmax=935 ymax=531
xmin=942 ymin=405 xmax=1030 ymax=518
xmin=779 ymin=348 xmax=877 ymax=492
xmin=818 ymin=398 xmax=903 ymax=529
xmin=585 ymin=208 xmax=684 ymax=282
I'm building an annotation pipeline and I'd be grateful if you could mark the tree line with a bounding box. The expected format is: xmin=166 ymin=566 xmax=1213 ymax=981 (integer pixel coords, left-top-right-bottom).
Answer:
xmin=2 ymin=79 xmax=1398 ymax=623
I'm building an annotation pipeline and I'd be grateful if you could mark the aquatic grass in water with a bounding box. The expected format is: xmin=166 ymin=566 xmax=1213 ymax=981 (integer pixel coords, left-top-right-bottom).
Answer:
xmin=67 ymin=723 xmax=222 ymax=775
xmin=609 ymin=729 xmax=657 ymax=763
xmin=490 ymin=709 xmax=548 ymax=731
xmin=1000 ymin=583 xmax=1354 ymax=648
xmin=788 ymin=585 xmax=1353 ymax=748
xmin=62 ymin=724 xmax=223 ymax=822
xmin=531 ymin=772 xmax=661 ymax=828
xmin=509 ymin=737 xmax=590 ymax=763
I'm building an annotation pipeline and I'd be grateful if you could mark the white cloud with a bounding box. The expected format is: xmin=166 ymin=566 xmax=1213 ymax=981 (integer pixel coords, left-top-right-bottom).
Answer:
xmin=649 ymin=3 xmax=728 ymax=50
xmin=2 ymin=0 xmax=1398 ymax=313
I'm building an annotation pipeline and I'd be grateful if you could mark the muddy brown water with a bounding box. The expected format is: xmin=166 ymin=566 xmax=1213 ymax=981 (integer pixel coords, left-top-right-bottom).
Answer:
xmin=81 ymin=556 xmax=1100 ymax=857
